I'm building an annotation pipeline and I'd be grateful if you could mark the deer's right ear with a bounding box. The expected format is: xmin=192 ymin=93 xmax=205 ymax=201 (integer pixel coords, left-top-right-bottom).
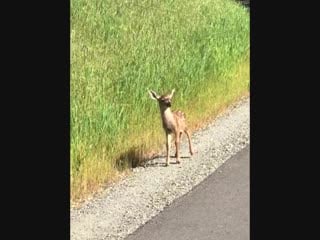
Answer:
xmin=148 ymin=90 xmax=159 ymax=100
xmin=169 ymin=89 xmax=175 ymax=98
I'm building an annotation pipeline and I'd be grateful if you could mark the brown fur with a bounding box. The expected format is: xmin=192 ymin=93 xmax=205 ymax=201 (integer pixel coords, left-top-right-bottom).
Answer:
xmin=149 ymin=89 xmax=194 ymax=166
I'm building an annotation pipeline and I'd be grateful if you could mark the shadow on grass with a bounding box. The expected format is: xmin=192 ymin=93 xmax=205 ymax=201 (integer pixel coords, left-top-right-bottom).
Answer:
xmin=115 ymin=146 xmax=160 ymax=170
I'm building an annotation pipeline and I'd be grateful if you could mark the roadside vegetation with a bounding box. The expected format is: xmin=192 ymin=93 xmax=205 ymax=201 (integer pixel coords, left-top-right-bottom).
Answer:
xmin=71 ymin=0 xmax=250 ymax=204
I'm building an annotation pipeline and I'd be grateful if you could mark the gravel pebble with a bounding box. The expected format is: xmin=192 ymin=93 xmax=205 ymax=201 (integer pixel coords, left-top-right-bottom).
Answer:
xmin=71 ymin=97 xmax=250 ymax=240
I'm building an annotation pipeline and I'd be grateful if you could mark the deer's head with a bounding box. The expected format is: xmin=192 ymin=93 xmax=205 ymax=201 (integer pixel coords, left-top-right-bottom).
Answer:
xmin=148 ymin=89 xmax=175 ymax=109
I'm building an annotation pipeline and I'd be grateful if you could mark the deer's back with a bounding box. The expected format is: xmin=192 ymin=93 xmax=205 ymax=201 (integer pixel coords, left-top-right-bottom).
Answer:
xmin=173 ymin=110 xmax=187 ymax=131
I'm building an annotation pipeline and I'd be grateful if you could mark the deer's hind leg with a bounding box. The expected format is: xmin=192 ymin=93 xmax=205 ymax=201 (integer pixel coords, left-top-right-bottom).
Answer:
xmin=174 ymin=131 xmax=183 ymax=158
xmin=184 ymin=129 xmax=194 ymax=156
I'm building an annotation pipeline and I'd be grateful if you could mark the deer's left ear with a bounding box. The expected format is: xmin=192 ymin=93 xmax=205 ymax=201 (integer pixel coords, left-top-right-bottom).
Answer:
xmin=148 ymin=90 xmax=160 ymax=100
xmin=169 ymin=89 xmax=175 ymax=98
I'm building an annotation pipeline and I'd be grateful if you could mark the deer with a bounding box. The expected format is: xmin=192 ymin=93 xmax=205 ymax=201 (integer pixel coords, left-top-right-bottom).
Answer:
xmin=148 ymin=89 xmax=194 ymax=166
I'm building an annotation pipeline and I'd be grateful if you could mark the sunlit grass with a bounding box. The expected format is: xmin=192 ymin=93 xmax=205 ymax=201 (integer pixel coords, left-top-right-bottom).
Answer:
xmin=71 ymin=0 xmax=250 ymax=204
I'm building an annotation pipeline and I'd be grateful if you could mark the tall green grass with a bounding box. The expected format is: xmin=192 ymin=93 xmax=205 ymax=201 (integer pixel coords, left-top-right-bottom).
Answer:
xmin=71 ymin=0 xmax=250 ymax=203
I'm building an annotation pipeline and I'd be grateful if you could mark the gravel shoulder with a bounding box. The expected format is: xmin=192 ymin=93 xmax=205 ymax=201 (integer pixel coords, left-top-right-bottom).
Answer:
xmin=71 ymin=97 xmax=250 ymax=240
xmin=126 ymin=145 xmax=249 ymax=240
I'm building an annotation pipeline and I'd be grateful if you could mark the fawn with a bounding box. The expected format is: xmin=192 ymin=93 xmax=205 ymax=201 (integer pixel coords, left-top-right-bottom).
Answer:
xmin=148 ymin=89 xmax=194 ymax=166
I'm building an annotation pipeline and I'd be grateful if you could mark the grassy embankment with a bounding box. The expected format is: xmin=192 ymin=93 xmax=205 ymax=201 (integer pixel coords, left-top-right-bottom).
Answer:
xmin=71 ymin=0 xmax=250 ymax=204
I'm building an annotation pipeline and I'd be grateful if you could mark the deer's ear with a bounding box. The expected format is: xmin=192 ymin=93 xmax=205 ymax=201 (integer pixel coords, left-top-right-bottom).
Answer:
xmin=148 ymin=90 xmax=159 ymax=100
xmin=169 ymin=89 xmax=175 ymax=98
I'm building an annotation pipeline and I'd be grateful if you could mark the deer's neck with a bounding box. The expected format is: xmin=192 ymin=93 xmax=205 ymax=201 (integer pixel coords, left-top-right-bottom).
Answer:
xmin=161 ymin=107 xmax=173 ymax=118
xmin=160 ymin=107 xmax=175 ymax=132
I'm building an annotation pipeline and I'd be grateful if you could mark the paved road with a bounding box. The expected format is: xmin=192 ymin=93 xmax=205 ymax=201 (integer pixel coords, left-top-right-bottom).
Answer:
xmin=126 ymin=145 xmax=249 ymax=240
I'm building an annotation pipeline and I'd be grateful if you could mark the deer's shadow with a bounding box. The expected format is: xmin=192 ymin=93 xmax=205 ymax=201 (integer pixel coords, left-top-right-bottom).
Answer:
xmin=115 ymin=145 xmax=192 ymax=170
xmin=143 ymin=155 xmax=191 ymax=168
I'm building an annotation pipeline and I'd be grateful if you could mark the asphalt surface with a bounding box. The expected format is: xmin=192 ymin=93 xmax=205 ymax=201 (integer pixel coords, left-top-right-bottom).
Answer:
xmin=125 ymin=145 xmax=249 ymax=240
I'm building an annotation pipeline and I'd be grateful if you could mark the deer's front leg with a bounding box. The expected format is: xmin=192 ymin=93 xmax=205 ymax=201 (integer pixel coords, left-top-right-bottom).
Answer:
xmin=166 ymin=133 xmax=172 ymax=166
xmin=175 ymin=132 xmax=182 ymax=158
xmin=175 ymin=133 xmax=180 ymax=164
